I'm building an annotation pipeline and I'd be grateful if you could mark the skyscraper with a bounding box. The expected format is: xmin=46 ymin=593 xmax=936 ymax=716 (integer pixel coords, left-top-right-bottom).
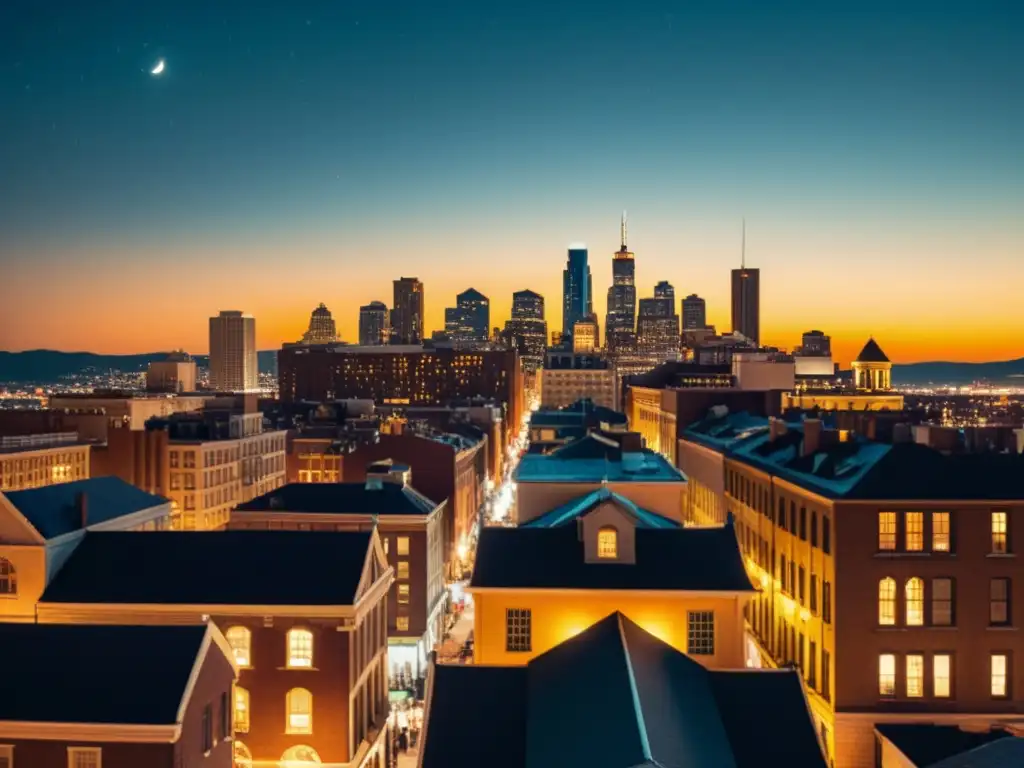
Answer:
xmin=799 ymin=330 xmax=831 ymax=356
xmin=450 ymin=288 xmax=490 ymax=342
xmin=512 ymin=289 xmax=544 ymax=321
xmin=505 ymin=290 xmax=547 ymax=373
xmin=562 ymin=245 xmax=591 ymax=343
xmin=209 ymin=310 xmax=257 ymax=392
xmin=636 ymin=283 xmax=680 ymax=360
xmin=654 ymin=280 xmax=674 ymax=302
xmin=359 ymin=301 xmax=390 ymax=346
xmin=682 ymin=294 xmax=707 ymax=330
xmin=731 ymin=222 xmax=760 ymax=345
xmin=300 ymin=303 xmax=338 ymax=344
xmin=605 ymin=212 xmax=637 ymax=352
xmin=391 ymin=277 xmax=425 ymax=345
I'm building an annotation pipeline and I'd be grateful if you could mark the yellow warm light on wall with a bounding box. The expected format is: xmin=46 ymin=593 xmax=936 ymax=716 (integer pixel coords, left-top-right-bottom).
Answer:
xmin=635 ymin=620 xmax=671 ymax=643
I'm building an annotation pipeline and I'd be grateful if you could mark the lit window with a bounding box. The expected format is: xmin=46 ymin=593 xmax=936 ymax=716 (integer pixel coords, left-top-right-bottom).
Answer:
xmin=878 ymin=578 xmax=896 ymax=626
xmin=235 ymin=686 xmax=250 ymax=733
xmin=990 ymin=579 xmax=1010 ymax=626
xmin=906 ymin=512 xmax=924 ymax=551
xmin=234 ymin=741 xmax=253 ymax=768
xmin=906 ymin=654 xmax=924 ymax=698
xmin=0 ymin=557 xmax=16 ymax=596
xmin=991 ymin=654 xmax=1008 ymax=698
xmin=226 ymin=626 xmax=251 ymax=667
xmin=687 ymin=611 xmax=715 ymax=655
xmin=879 ymin=654 xmax=896 ymax=697
xmin=202 ymin=703 xmax=213 ymax=752
xmin=597 ymin=527 xmax=618 ymax=559
xmin=286 ymin=688 xmax=313 ymax=734
xmin=992 ymin=512 xmax=1008 ymax=554
xmin=397 ymin=561 xmax=409 ymax=579
xmin=878 ymin=512 xmax=896 ymax=551
xmin=287 ymin=628 xmax=313 ymax=668
xmin=932 ymin=512 xmax=950 ymax=552
xmin=397 ymin=536 xmax=410 ymax=556
xmin=506 ymin=608 xmax=532 ymax=652
xmin=396 ymin=616 xmax=410 ymax=631
xmin=69 ymin=747 xmax=102 ymax=768
xmin=397 ymin=584 xmax=410 ymax=604
xmin=933 ymin=654 xmax=951 ymax=698
xmin=905 ymin=577 xmax=924 ymax=626
xmin=931 ymin=578 xmax=954 ymax=626
xmin=280 ymin=746 xmax=321 ymax=764
xmin=382 ymin=537 xmax=389 ymax=555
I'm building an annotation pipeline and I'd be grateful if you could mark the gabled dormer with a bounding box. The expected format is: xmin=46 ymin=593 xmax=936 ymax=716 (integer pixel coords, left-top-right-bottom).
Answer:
xmin=580 ymin=496 xmax=637 ymax=564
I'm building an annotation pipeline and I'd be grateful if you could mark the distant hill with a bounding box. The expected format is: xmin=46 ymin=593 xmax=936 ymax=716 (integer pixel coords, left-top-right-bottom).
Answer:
xmin=892 ymin=358 xmax=1024 ymax=386
xmin=0 ymin=349 xmax=278 ymax=383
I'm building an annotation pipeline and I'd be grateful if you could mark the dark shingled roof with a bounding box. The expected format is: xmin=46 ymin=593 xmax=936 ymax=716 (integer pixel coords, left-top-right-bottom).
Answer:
xmin=855 ymin=337 xmax=890 ymax=363
xmin=421 ymin=612 xmax=826 ymax=768
xmin=41 ymin=530 xmax=372 ymax=605
xmin=471 ymin=523 xmax=754 ymax=592
xmin=4 ymin=476 xmax=169 ymax=540
xmin=0 ymin=624 xmax=209 ymax=725
xmin=876 ymin=723 xmax=1014 ymax=767
xmin=234 ymin=481 xmax=437 ymax=515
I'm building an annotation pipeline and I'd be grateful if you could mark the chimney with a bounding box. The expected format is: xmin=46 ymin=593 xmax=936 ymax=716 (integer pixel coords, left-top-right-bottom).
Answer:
xmin=803 ymin=419 xmax=822 ymax=456
xmin=77 ymin=491 xmax=88 ymax=529
xmin=769 ymin=417 xmax=788 ymax=441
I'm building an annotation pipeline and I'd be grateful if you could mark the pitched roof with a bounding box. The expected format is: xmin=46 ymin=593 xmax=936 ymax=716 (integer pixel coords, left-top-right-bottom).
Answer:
xmin=3 ymin=476 xmax=169 ymax=540
xmin=471 ymin=524 xmax=753 ymax=592
xmin=234 ymin=481 xmax=438 ymax=516
xmin=41 ymin=530 xmax=373 ymax=606
xmin=855 ymin=337 xmax=890 ymax=363
xmin=0 ymin=624 xmax=210 ymax=725
xmin=521 ymin=487 xmax=681 ymax=529
xmin=876 ymin=724 xmax=1015 ymax=768
xmin=421 ymin=612 xmax=826 ymax=768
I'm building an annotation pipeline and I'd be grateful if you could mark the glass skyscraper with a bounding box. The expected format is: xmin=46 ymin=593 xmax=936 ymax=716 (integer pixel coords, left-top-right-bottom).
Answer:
xmin=562 ymin=246 xmax=592 ymax=343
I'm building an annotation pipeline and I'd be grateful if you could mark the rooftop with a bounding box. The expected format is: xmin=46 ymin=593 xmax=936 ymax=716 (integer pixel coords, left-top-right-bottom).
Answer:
xmin=876 ymin=723 xmax=1019 ymax=768
xmin=529 ymin=399 xmax=628 ymax=429
xmin=420 ymin=612 xmax=826 ymax=768
xmin=3 ymin=477 xmax=169 ymax=540
xmin=235 ymin=481 xmax=438 ymax=516
xmin=855 ymin=337 xmax=891 ymax=364
xmin=515 ymin=435 xmax=685 ymax=483
xmin=40 ymin=530 xmax=374 ymax=606
xmin=521 ymin=487 xmax=681 ymax=530
xmin=0 ymin=624 xmax=211 ymax=725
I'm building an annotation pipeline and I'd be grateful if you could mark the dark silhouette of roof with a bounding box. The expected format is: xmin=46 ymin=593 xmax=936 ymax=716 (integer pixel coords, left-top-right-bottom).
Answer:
xmin=0 ymin=624 xmax=210 ymax=725
xmin=471 ymin=523 xmax=754 ymax=591
xmin=4 ymin=477 xmax=169 ymax=540
xmin=421 ymin=612 xmax=826 ymax=768
xmin=235 ymin=481 xmax=438 ymax=515
xmin=876 ymin=723 xmax=1014 ymax=767
xmin=855 ymin=337 xmax=890 ymax=363
xmin=521 ymin=487 xmax=681 ymax=529
xmin=41 ymin=530 xmax=373 ymax=605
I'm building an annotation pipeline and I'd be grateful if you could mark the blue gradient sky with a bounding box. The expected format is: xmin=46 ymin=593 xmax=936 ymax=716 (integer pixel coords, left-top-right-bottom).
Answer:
xmin=1 ymin=1 xmax=1022 ymax=362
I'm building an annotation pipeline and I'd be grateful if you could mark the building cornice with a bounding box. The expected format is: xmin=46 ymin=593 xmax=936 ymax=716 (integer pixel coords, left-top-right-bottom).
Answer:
xmin=36 ymin=601 xmax=356 ymax=623
xmin=468 ymin=586 xmax=755 ymax=597
xmin=0 ymin=721 xmax=180 ymax=743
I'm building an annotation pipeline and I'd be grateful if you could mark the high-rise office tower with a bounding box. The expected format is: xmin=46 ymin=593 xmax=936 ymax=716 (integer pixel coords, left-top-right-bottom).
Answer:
xmin=562 ymin=246 xmax=591 ymax=343
xmin=359 ymin=301 xmax=390 ymax=346
xmin=800 ymin=330 xmax=831 ymax=356
xmin=391 ymin=277 xmax=425 ymax=345
xmin=300 ymin=303 xmax=339 ymax=344
xmin=209 ymin=310 xmax=257 ymax=392
xmin=731 ymin=221 xmax=760 ymax=345
xmin=512 ymin=289 xmax=544 ymax=321
xmin=682 ymin=294 xmax=707 ymax=330
xmin=505 ymin=289 xmax=547 ymax=373
xmin=605 ymin=212 xmax=637 ymax=352
xmin=654 ymin=280 xmax=674 ymax=303
xmin=636 ymin=283 xmax=680 ymax=360
xmin=450 ymin=288 xmax=490 ymax=342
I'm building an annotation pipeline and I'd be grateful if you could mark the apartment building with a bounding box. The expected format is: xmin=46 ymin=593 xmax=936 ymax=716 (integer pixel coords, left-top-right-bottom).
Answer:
xmin=0 ymin=433 xmax=90 ymax=492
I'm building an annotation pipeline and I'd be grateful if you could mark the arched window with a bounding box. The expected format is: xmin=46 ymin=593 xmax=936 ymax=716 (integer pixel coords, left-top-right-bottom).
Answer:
xmin=0 ymin=558 xmax=16 ymax=596
xmin=287 ymin=628 xmax=314 ymax=668
xmin=905 ymin=577 xmax=924 ymax=626
xmin=286 ymin=688 xmax=313 ymax=734
xmin=878 ymin=578 xmax=896 ymax=626
xmin=225 ymin=626 xmax=251 ymax=667
xmin=280 ymin=745 xmax=321 ymax=765
xmin=597 ymin=527 xmax=618 ymax=559
xmin=233 ymin=741 xmax=252 ymax=768
xmin=234 ymin=686 xmax=250 ymax=733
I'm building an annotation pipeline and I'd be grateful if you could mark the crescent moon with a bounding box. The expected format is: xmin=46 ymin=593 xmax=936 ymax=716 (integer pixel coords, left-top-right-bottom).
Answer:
xmin=151 ymin=59 xmax=165 ymax=75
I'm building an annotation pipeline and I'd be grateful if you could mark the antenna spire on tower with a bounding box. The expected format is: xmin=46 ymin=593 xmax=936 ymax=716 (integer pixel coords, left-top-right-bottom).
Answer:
xmin=741 ymin=217 xmax=746 ymax=269
xmin=621 ymin=210 xmax=628 ymax=249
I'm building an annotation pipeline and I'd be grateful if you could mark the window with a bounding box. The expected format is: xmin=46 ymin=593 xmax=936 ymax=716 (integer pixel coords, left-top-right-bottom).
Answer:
xmin=220 ymin=691 xmax=231 ymax=741
xmin=280 ymin=746 xmax=321 ymax=764
xmin=68 ymin=748 xmax=101 ymax=768
xmin=0 ymin=746 xmax=12 ymax=768
xmin=823 ymin=581 xmax=832 ymax=624
xmin=235 ymin=686 xmax=250 ymax=733
xmin=799 ymin=507 xmax=807 ymax=541
xmin=397 ymin=561 xmax=409 ymax=579
xmin=906 ymin=512 xmax=924 ymax=551
xmin=226 ymin=626 xmax=251 ymax=667
xmin=879 ymin=654 xmax=896 ymax=697
xmin=822 ymin=649 xmax=831 ymax=702
xmin=991 ymin=654 xmax=1009 ymax=698
xmin=822 ymin=516 xmax=831 ymax=554
xmin=798 ymin=566 xmax=806 ymax=605
xmin=906 ymin=654 xmax=924 ymax=698
xmin=932 ymin=578 xmax=954 ymax=626
xmin=878 ymin=578 xmax=897 ymax=626
xmin=878 ymin=512 xmax=897 ymax=551
xmin=597 ymin=527 xmax=618 ymax=558
xmin=932 ymin=512 xmax=950 ymax=552
xmin=992 ymin=512 xmax=1008 ymax=554
xmin=397 ymin=584 xmax=410 ymax=604
xmin=396 ymin=616 xmax=409 ymax=631
xmin=810 ymin=511 xmax=818 ymax=548
xmin=808 ymin=640 xmax=818 ymax=688
xmin=905 ymin=577 xmax=924 ymax=626
xmin=202 ymin=703 xmax=213 ymax=752
xmin=382 ymin=537 xmax=389 ymax=555
xmin=990 ymin=579 xmax=1010 ymax=626
xmin=506 ymin=608 xmax=532 ymax=652
xmin=397 ymin=536 xmax=410 ymax=556
xmin=933 ymin=654 xmax=951 ymax=698
xmin=287 ymin=628 xmax=313 ymax=668
xmin=687 ymin=611 xmax=715 ymax=655
xmin=286 ymin=688 xmax=313 ymax=734
xmin=234 ymin=741 xmax=253 ymax=768
xmin=810 ymin=574 xmax=819 ymax=614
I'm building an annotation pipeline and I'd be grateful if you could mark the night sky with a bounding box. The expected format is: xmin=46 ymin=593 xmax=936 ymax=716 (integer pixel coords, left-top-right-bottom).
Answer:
xmin=2 ymin=1 xmax=1022 ymax=362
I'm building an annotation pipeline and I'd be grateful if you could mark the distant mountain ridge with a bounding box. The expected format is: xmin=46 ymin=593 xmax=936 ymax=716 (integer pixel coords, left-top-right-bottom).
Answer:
xmin=0 ymin=349 xmax=278 ymax=383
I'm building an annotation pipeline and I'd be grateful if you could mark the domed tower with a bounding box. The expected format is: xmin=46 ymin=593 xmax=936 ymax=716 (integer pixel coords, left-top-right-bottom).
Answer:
xmin=301 ymin=303 xmax=338 ymax=344
xmin=851 ymin=337 xmax=892 ymax=391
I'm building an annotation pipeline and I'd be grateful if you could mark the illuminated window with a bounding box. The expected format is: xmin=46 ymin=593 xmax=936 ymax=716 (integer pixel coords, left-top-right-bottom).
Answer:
xmin=906 ymin=654 xmax=924 ymax=698
xmin=931 ymin=578 xmax=954 ymax=626
xmin=396 ymin=616 xmax=409 ymax=631
xmin=280 ymin=745 xmax=321 ymax=764
xmin=0 ymin=557 xmax=16 ymax=596
xmin=905 ymin=578 xmax=924 ymax=626
xmin=933 ymin=654 xmax=951 ymax=698
xmin=932 ymin=512 xmax=950 ymax=552
xmin=991 ymin=654 xmax=1009 ymax=698
xmin=990 ymin=579 xmax=1010 ymax=626
xmin=382 ymin=537 xmax=389 ymax=555
xmin=905 ymin=512 xmax=924 ymax=551
xmin=687 ymin=611 xmax=715 ymax=655
xmin=234 ymin=741 xmax=253 ymax=768
xmin=397 ymin=536 xmax=410 ymax=556
xmin=286 ymin=688 xmax=313 ymax=734
xmin=287 ymin=628 xmax=313 ymax=668
xmin=235 ymin=686 xmax=250 ymax=733
xmin=397 ymin=561 xmax=409 ymax=579
xmin=879 ymin=654 xmax=896 ymax=697
xmin=992 ymin=512 xmax=1008 ymax=554
xmin=69 ymin=747 xmax=102 ymax=768
xmin=506 ymin=608 xmax=532 ymax=652
xmin=878 ymin=578 xmax=896 ymax=626
xmin=226 ymin=626 xmax=251 ymax=667
xmin=597 ymin=527 xmax=618 ymax=559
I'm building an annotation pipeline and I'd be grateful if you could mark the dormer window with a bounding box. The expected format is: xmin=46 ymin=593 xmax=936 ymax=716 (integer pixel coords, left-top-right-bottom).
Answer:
xmin=597 ymin=527 xmax=618 ymax=559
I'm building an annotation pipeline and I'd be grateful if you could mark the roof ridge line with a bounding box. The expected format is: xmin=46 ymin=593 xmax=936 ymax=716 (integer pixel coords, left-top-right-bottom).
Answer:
xmin=616 ymin=614 xmax=654 ymax=763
